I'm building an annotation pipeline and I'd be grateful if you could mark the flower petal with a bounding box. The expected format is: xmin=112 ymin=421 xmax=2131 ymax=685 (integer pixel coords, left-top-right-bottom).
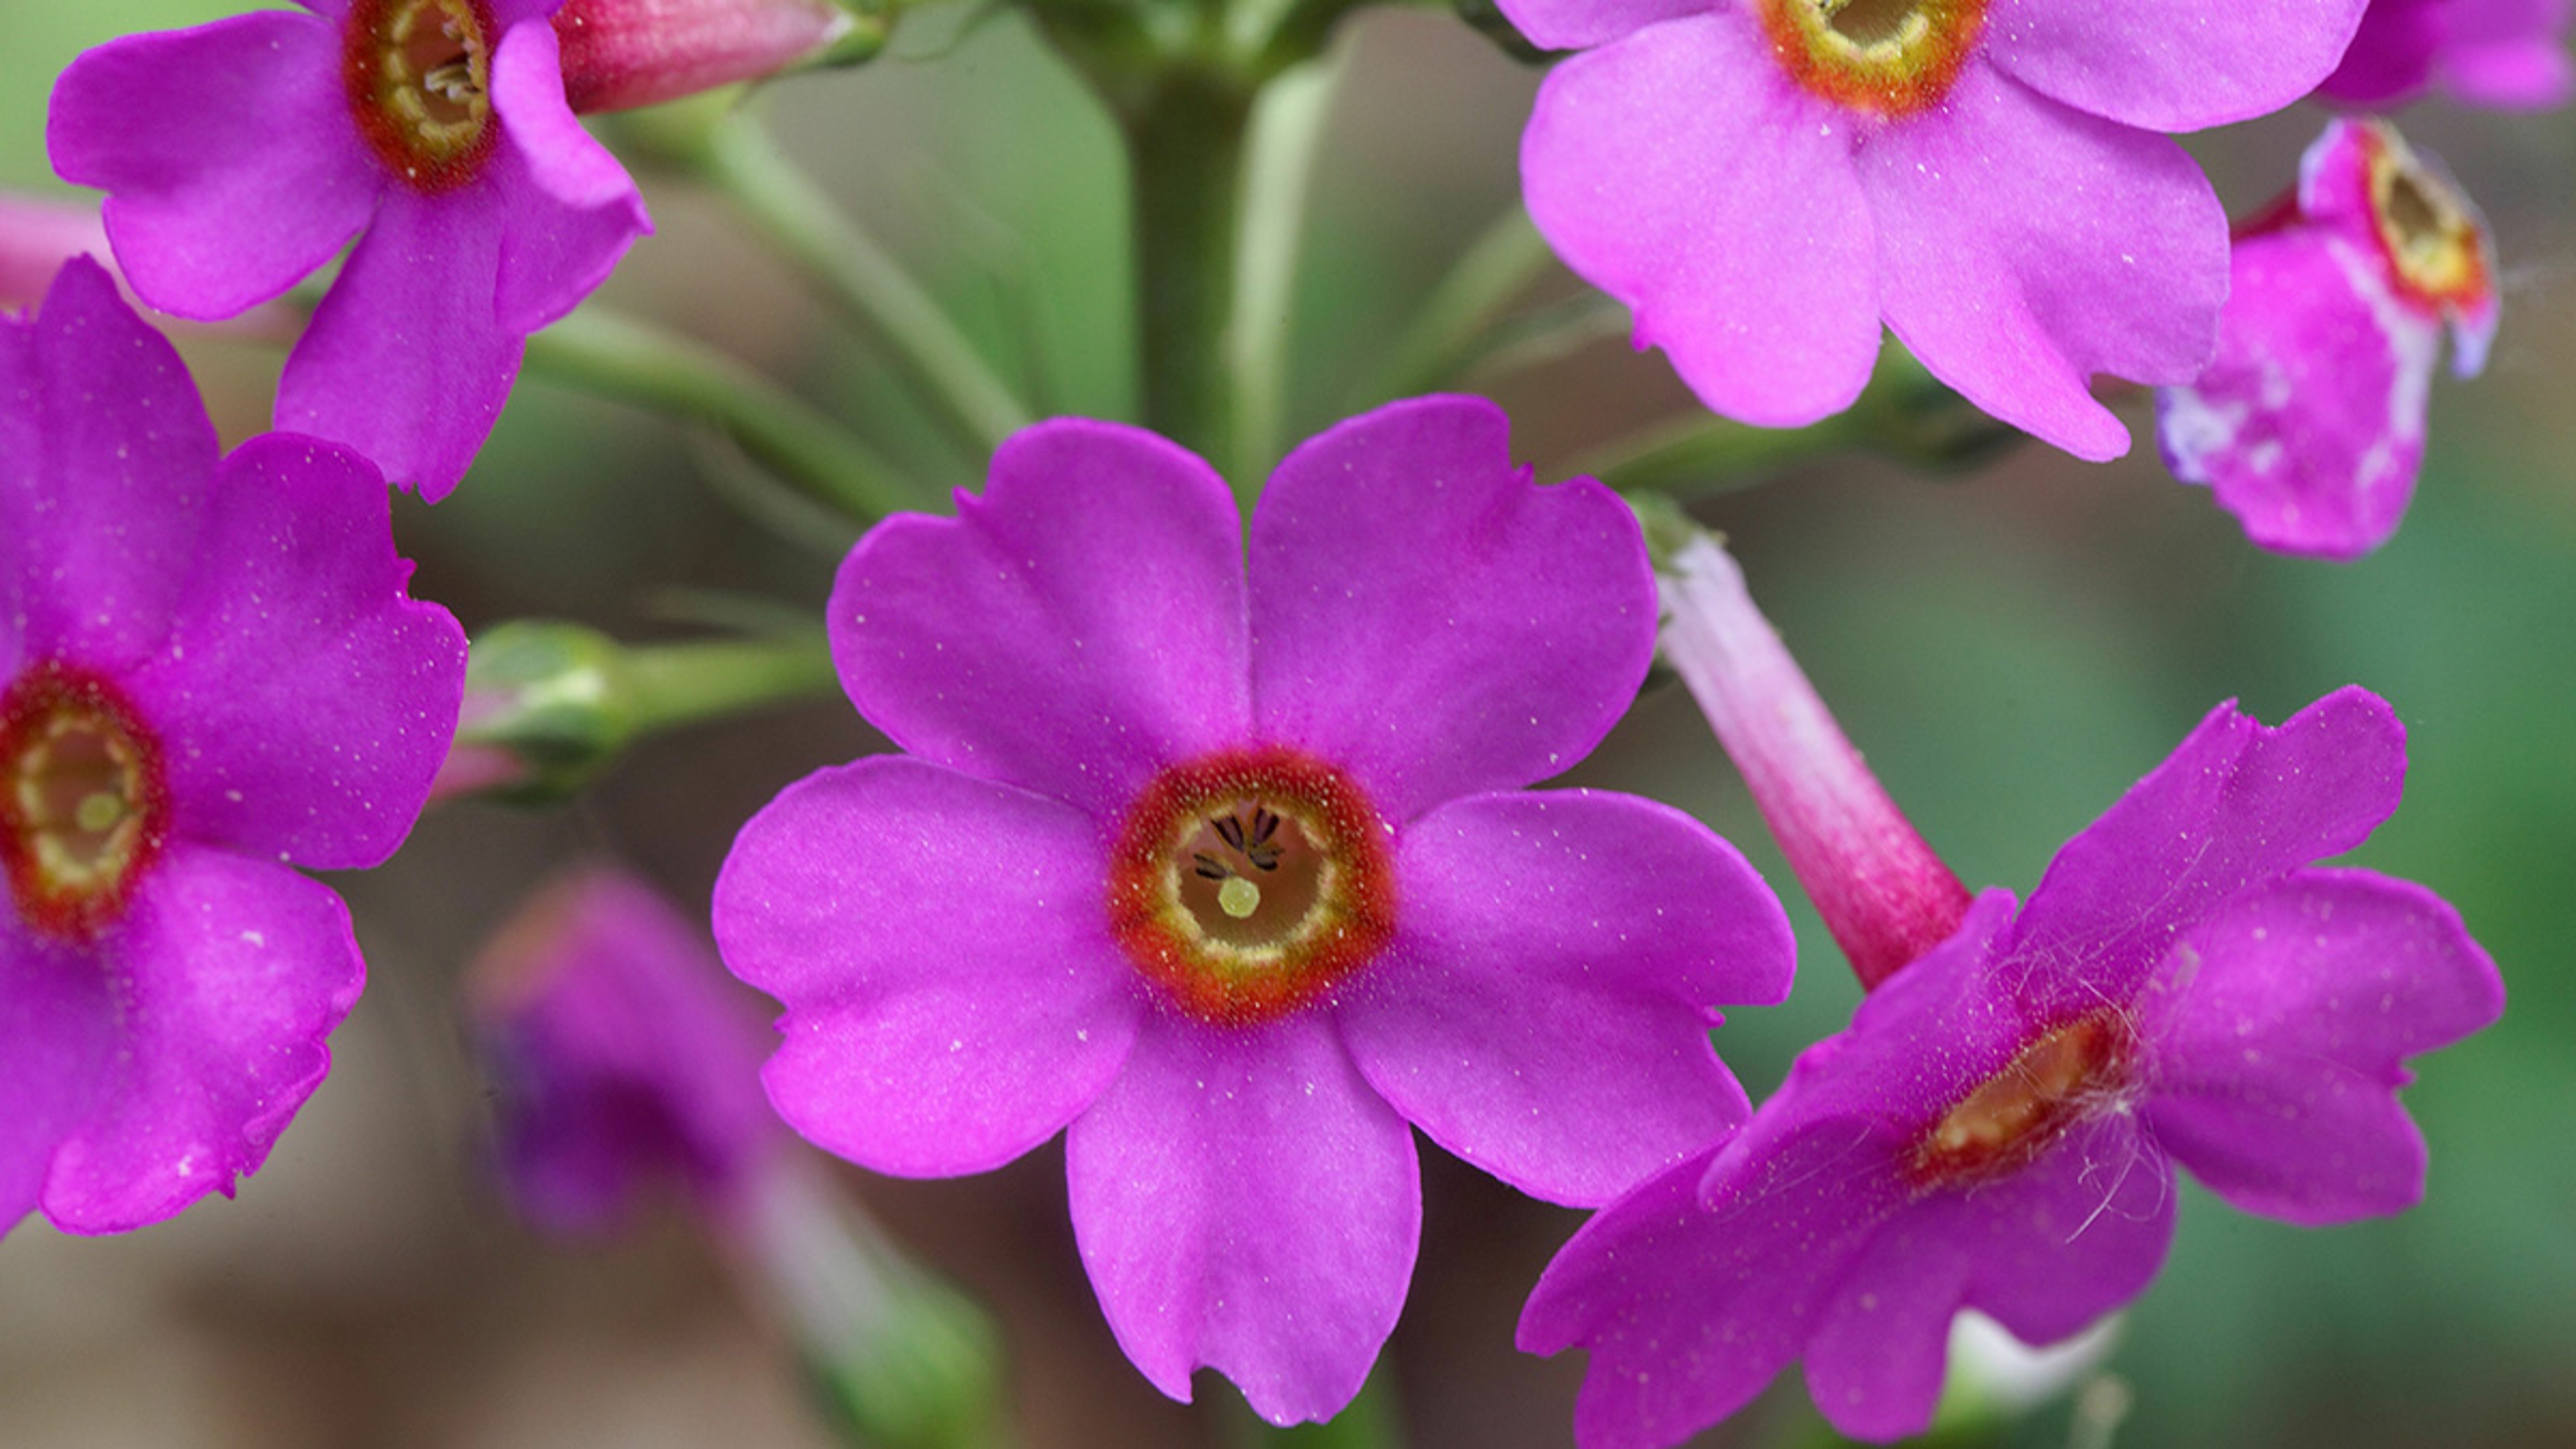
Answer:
xmin=1953 ymin=1114 xmax=2179 ymax=1345
xmin=2000 ymin=689 xmax=2407 ymax=1020
xmin=489 ymin=19 xmax=650 ymax=333
xmin=2154 ymin=230 xmax=2436 ymax=562
xmin=1248 ymin=396 xmax=1657 ymax=820
xmin=2144 ymin=868 xmax=2502 ymax=1226
xmin=1491 ymin=0 xmax=1711 ymax=50
xmin=1804 ymin=1215 xmax=1974 ymax=1442
xmin=0 ymin=926 xmax=114 ymax=1237
xmin=2445 ymin=0 xmax=2576 ymax=108
xmin=0 ymin=257 xmax=218 ymax=674
xmin=1066 ymin=1010 xmax=1418 ymax=1425
xmin=713 ymin=756 xmax=1143 ymax=1178
xmin=123 ymin=433 xmax=464 ymax=870
xmin=276 ymin=186 xmax=520 ymax=500
xmin=39 ymin=845 xmax=363 ymax=1234
xmin=1521 ymin=13 xmax=1880 ymax=430
xmin=1340 ymin=788 xmax=1792 ymax=1205
xmin=1985 ymin=0 xmax=2366 ymax=130
xmin=1521 ymin=1125 xmax=1904 ymax=1449
xmin=2319 ymin=0 xmax=2447 ymax=106
xmin=46 ymin=11 xmax=379 ymax=320
xmin=831 ymin=421 xmax=1250 ymax=820
xmin=1861 ymin=65 xmax=2226 ymax=462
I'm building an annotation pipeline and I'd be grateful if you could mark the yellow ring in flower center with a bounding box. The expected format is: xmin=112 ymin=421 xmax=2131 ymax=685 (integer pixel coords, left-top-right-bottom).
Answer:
xmin=2358 ymin=125 xmax=2491 ymax=315
xmin=0 ymin=663 xmax=170 ymax=940
xmin=1106 ymin=746 xmax=1395 ymax=1028
xmin=1756 ymin=0 xmax=1990 ymax=118
xmin=345 ymin=0 xmax=500 ymax=191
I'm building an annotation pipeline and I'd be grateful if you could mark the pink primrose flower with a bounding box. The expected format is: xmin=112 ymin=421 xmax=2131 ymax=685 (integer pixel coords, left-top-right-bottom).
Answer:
xmin=2157 ymin=120 xmax=2500 ymax=561
xmin=1 ymin=260 xmax=466 ymax=1237
xmin=2323 ymin=0 xmax=2573 ymax=109
xmin=1522 ymin=596 xmax=2500 ymax=1444
xmin=1509 ymin=0 xmax=2369 ymax=460
xmin=48 ymin=0 xmax=651 ymax=498
xmin=467 ymin=865 xmax=790 ymax=1237
xmin=713 ymin=395 xmax=1796 ymax=1424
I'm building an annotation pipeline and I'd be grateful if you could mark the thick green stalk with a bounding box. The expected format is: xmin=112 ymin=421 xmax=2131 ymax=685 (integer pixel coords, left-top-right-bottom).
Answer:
xmin=703 ymin=113 xmax=1033 ymax=455
xmin=1127 ymin=71 xmax=1257 ymax=488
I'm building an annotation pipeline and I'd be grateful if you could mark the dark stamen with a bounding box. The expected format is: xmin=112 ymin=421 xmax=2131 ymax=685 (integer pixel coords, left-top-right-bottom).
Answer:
xmin=1191 ymin=853 xmax=1231 ymax=880
xmin=1252 ymin=809 xmax=1281 ymax=847
xmin=1214 ymin=814 xmax=1247 ymax=851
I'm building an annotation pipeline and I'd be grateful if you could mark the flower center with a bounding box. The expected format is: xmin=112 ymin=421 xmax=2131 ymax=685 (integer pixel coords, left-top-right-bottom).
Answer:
xmin=1757 ymin=0 xmax=1989 ymax=117
xmin=2360 ymin=127 xmax=2491 ymax=315
xmin=1106 ymin=746 xmax=1395 ymax=1028
xmin=1909 ymin=1012 xmax=2131 ymax=1190
xmin=0 ymin=663 xmax=170 ymax=939
xmin=344 ymin=0 xmax=500 ymax=191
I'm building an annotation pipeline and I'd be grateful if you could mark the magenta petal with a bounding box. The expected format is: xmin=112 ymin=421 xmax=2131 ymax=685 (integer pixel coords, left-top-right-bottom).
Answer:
xmin=2156 ymin=230 xmax=2434 ymax=562
xmin=2446 ymin=0 xmax=2576 ymax=107
xmin=1953 ymin=1115 xmax=2179 ymax=1345
xmin=1248 ymin=397 xmax=1656 ymax=820
xmin=277 ymin=188 xmax=520 ymax=499
xmin=122 ymin=434 xmax=463 ymax=869
xmin=2322 ymin=0 xmax=2449 ymax=105
xmin=1803 ymin=1218 xmax=1973 ymax=1442
xmin=1066 ymin=1012 xmax=1418 ymax=1424
xmin=1340 ymin=788 xmax=1791 ymax=1205
xmin=2145 ymin=869 xmax=2502 ymax=1226
xmin=2002 ymin=690 xmax=2406 ymax=1018
xmin=0 ymin=258 xmax=217 ymax=673
xmin=1986 ymin=0 xmax=2366 ymax=129
xmin=832 ymin=421 xmax=1250 ymax=819
xmin=1523 ymin=1126 xmax=1904 ymax=1449
xmin=1521 ymin=13 xmax=1879 ymax=429
xmin=40 ymin=846 xmax=363 ymax=1234
xmin=47 ymin=11 xmax=379 ymax=320
xmin=488 ymin=20 xmax=650 ymax=333
xmin=1863 ymin=66 xmax=2226 ymax=462
xmin=714 ymin=757 xmax=1143 ymax=1177
xmin=1491 ymin=0 xmax=1710 ymax=49
xmin=0 ymin=928 xmax=114 ymax=1236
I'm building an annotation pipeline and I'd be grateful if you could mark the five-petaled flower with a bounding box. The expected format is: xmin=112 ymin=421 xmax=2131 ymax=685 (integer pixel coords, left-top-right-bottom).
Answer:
xmin=1 ymin=259 xmax=466 ymax=1238
xmin=48 ymin=0 xmax=651 ymax=498
xmin=1519 ymin=683 xmax=2502 ymax=1446
xmin=2158 ymin=119 xmax=2501 ymax=560
xmin=1507 ymin=0 xmax=2367 ymax=460
xmin=714 ymin=394 xmax=1796 ymax=1424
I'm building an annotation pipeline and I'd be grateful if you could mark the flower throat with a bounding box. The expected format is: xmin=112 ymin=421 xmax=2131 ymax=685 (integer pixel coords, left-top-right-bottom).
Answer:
xmin=1759 ymin=0 xmax=1990 ymax=117
xmin=0 ymin=663 xmax=170 ymax=938
xmin=345 ymin=0 xmax=499 ymax=191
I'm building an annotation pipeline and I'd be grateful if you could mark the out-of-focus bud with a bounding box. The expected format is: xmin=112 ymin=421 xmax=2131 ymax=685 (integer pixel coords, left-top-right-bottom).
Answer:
xmin=466 ymin=865 xmax=1010 ymax=1449
xmin=554 ymin=0 xmax=891 ymax=114
xmin=433 ymin=621 xmax=837 ymax=805
xmin=466 ymin=865 xmax=786 ymax=1232
xmin=1931 ymin=1311 xmax=2124 ymax=1436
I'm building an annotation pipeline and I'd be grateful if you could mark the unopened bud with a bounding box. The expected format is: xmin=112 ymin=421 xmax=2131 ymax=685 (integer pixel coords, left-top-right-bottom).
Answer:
xmin=555 ymin=0 xmax=888 ymax=114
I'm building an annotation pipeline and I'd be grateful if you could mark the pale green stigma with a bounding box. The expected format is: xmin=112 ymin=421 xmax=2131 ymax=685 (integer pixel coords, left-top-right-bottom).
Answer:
xmin=1217 ymin=876 xmax=1261 ymax=920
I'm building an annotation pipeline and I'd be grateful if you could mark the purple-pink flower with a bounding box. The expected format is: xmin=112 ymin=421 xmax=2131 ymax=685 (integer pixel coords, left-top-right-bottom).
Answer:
xmin=1519 ymin=688 xmax=2502 ymax=1445
xmin=713 ymin=395 xmax=1795 ymax=1423
xmin=2322 ymin=0 xmax=2573 ymax=109
xmin=2 ymin=259 xmax=466 ymax=1237
xmin=48 ymin=0 xmax=651 ymax=498
xmin=1509 ymin=0 xmax=2367 ymax=460
xmin=467 ymin=865 xmax=788 ymax=1236
xmin=2157 ymin=120 xmax=2498 ymax=561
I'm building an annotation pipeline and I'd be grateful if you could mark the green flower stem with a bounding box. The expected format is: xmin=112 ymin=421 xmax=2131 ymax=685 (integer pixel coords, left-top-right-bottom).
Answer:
xmin=445 ymin=622 xmax=841 ymax=803
xmin=1127 ymin=68 xmax=1258 ymax=491
xmin=1230 ymin=52 xmax=1343 ymax=486
xmin=1358 ymin=205 xmax=1554 ymax=405
xmin=524 ymin=307 xmax=920 ymax=520
xmin=700 ymin=112 xmax=1033 ymax=455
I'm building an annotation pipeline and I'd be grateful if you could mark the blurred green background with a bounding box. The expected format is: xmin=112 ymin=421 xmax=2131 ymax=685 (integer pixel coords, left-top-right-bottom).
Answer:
xmin=3 ymin=3 xmax=2571 ymax=1446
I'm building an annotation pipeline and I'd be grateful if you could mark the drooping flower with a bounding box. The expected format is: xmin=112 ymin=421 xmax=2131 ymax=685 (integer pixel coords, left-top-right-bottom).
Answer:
xmin=1 ymin=259 xmax=466 ymax=1237
xmin=48 ymin=0 xmax=652 ymax=498
xmin=1508 ymin=0 xmax=2368 ymax=461
xmin=2157 ymin=120 xmax=2498 ymax=560
xmin=714 ymin=395 xmax=1796 ymax=1424
xmin=553 ymin=0 xmax=864 ymax=113
xmin=466 ymin=864 xmax=789 ymax=1234
xmin=1518 ymin=534 xmax=2502 ymax=1446
xmin=2322 ymin=0 xmax=2573 ymax=110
